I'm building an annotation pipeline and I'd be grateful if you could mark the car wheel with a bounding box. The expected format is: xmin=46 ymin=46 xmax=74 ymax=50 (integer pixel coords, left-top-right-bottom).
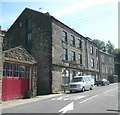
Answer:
xmin=70 ymin=90 xmax=73 ymax=93
xmin=82 ymin=87 xmax=85 ymax=92
xmin=90 ymin=85 xmax=93 ymax=90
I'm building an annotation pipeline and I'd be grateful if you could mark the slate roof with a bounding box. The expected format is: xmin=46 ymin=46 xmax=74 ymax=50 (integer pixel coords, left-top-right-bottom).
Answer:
xmin=3 ymin=46 xmax=37 ymax=64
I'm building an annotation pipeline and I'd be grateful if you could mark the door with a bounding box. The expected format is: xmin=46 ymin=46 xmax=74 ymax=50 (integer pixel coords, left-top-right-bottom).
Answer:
xmin=2 ymin=63 xmax=30 ymax=101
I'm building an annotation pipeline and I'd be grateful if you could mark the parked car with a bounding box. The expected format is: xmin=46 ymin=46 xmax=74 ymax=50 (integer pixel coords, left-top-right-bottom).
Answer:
xmin=96 ymin=79 xmax=110 ymax=86
xmin=68 ymin=75 xmax=94 ymax=93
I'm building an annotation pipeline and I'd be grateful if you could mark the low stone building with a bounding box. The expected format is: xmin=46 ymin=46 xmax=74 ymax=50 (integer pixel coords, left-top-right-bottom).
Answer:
xmin=2 ymin=46 xmax=37 ymax=101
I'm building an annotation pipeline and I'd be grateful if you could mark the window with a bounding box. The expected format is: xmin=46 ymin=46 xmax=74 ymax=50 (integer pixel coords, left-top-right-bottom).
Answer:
xmin=96 ymin=60 xmax=99 ymax=69
xmin=109 ymin=58 xmax=112 ymax=64
xmin=78 ymin=54 xmax=82 ymax=64
xmin=27 ymin=18 xmax=32 ymax=29
xmin=26 ymin=66 xmax=30 ymax=78
xmin=78 ymin=39 xmax=82 ymax=48
xmin=20 ymin=65 xmax=25 ymax=78
xmin=62 ymin=31 xmax=67 ymax=43
xmin=27 ymin=33 xmax=32 ymax=40
xmin=90 ymin=46 xmax=94 ymax=54
xmin=91 ymin=58 xmax=94 ymax=68
xmin=96 ymin=49 xmax=98 ymax=56
xmin=3 ymin=63 xmax=6 ymax=77
xmin=102 ymin=65 xmax=105 ymax=73
xmin=70 ymin=35 xmax=75 ymax=46
xmin=14 ymin=65 xmax=19 ymax=77
xmin=72 ymin=71 xmax=76 ymax=79
xmin=101 ymin=55 xmax=104 ymax=62
xmin=63 ymin=48 xmax=68 ymax=61
xmin=19 ymin=21 xmax=22 ymax=27
xmin=7 ymin=64 xmax=13 ymax=77
xmin=62 ymin=69 xmax=69 ymax=85
xmin=71 ymin=51 xmax=76 ymax=61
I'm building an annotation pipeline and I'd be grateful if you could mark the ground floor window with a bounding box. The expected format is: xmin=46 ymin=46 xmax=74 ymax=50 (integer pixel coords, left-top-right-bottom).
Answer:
xmin=62 ymin=69 xmax=70 ymax=85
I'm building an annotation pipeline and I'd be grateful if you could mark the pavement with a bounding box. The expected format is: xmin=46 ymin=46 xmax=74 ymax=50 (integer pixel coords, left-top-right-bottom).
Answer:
xmin=1 ymin=93 xmax=63 ymax=109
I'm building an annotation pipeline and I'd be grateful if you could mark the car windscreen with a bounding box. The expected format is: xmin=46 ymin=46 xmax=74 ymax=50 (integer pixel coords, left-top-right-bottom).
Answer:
xmin=71 ymin=77 xmax=82 ymax=82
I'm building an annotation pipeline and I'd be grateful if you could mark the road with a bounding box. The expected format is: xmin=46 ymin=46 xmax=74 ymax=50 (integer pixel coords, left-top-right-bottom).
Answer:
xmin=2 ymin=83 xmax=119 ymax=114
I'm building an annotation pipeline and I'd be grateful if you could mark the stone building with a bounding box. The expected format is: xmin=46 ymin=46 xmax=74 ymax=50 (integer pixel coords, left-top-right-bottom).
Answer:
xmin=99 ymin=50 xmax=114 ymax=81
xmin=84 ymin=37 xmax=100 ymax=81
xmin=4 ymin=8 xmax=114 ymax=94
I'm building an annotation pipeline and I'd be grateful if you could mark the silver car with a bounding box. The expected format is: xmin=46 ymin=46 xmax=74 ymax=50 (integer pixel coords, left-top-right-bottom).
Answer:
xmin=68 ymin=76 xmax=94 ymax=93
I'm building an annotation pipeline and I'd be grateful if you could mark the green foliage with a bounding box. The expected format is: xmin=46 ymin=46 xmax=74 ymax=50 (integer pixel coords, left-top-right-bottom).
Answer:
xmin=92 ymin=39 xmax=105 ymax=50
xmin=114 ymin=48 xmax=120 ymax=54
xmin=106 ymin=40 xmax=114 ymax=55
xmin=92 ymin=39 xmax=115 ymax=55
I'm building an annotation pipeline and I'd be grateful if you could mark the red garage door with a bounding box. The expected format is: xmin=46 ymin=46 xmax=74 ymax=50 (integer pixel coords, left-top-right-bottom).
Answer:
xmin=2 ymin=63 xmax=30 ymax=101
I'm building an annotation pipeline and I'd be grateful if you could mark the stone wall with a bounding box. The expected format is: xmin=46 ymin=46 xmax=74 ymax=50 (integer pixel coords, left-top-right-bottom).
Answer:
xmin=4 ymin=8 xmax=53 ymax=95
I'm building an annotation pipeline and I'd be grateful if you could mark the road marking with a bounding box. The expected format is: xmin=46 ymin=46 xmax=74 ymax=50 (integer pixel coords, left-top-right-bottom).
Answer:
xmin=103 ymin=89 xmax=114 ymax=94
xmin=58 ymin=102 xmax=74 ymax=114
xmin=79 ymin=95 xmax=98 ymax=104
xmin=52 ymin=95 xmax=86 ymax=101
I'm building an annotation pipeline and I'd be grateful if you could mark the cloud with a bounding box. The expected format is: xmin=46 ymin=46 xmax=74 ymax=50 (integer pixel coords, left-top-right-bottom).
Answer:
xmin=52 ymin=0 xmax=112 ymax=17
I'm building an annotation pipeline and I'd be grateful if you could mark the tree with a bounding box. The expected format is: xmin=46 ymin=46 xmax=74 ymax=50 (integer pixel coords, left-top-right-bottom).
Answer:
xmin=92 ymin=39 xmax=106 ymax=50
xmin=106 ymin=40 xmax=115 ymax=55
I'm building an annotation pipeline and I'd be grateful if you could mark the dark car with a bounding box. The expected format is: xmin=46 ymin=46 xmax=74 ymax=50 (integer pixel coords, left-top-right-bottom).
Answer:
xmin=96 ymin=79 xmax=110 ymax=86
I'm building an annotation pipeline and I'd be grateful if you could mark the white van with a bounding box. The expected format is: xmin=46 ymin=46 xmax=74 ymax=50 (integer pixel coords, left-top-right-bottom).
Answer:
xmin=68 ymin=75 xmax=94 ymax=93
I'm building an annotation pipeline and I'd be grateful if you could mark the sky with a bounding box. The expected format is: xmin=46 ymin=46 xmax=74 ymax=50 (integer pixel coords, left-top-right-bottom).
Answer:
xmin=1 ymin=0 xmax=119 ymax=48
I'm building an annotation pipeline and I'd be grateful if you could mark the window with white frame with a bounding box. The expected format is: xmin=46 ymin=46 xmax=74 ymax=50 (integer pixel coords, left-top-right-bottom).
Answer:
xmin=20 ymin=65 xmax=25 ymax=78
xmin=3 ymin=63 xmax=6 ymax=77
xmin=14 ymin=65 xmax=19 ymax=77
xmin=7 ymin=64 xmax=13 ymax=77
xmin=90 ymin=46 xmax=94 ymax=54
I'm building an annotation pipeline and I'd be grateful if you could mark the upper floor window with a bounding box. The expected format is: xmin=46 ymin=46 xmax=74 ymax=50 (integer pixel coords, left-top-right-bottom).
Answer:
xmin=78 ymin=54 xmax=82 ymax=64
xmin=70 ymin=35 xmax=75 ymax=46
xmin=27 ymin=18 xmax=32 ymax=29
xmin=96 ymin=49 xmax=98 ymax=57
xmin=101 ymin=55 xmax=104 ymax=62
xmin=62 ymin=31 xmax=67 ymax=43
xmin=91 ymin=58 xmax=94 ymax=68
xmin=96 ymin=60 xmax=99 ymax=69
xmin=63 ymin=48 xmax=68 ymax=61
xmin=109 ymin=57 xmax=113 ymax=64
xmin=71 ymin=51 xmax=76 ymax=61
xmin=19 ymin=21 xmax=22 ymax=27
xmin=90 ymin=46 xmax=94 ymax=55
xmin=78 ymin=39 xmax=82 ymax=48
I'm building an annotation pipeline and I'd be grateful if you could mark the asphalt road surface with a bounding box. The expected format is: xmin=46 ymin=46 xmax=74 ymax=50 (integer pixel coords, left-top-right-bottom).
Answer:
xmin=2 ymin=83 xmax=119 ymax=114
